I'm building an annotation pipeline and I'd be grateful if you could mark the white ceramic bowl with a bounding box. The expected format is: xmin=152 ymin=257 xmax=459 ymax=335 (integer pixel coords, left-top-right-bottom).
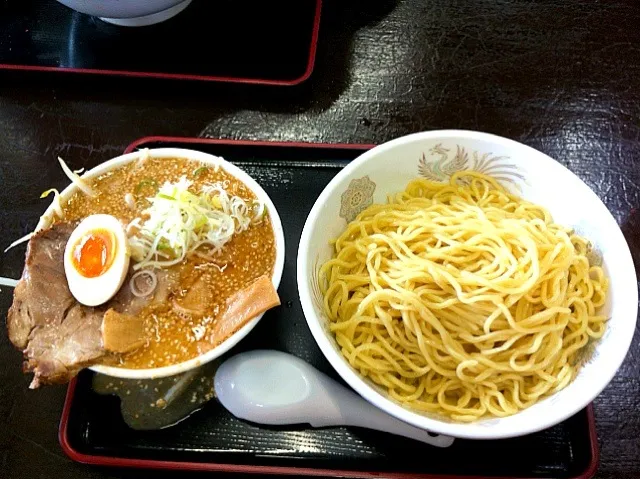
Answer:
xmin=36 ymin=148 xmax=285 ymax=380
xmin=56 ymin=0 xmax=192 ymax=27
xmin=297 ymin=130 xmax=638 ymax=439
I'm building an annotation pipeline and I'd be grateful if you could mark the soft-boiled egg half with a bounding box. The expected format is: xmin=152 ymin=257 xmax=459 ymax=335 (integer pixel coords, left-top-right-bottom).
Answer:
xmin=64 ymin=214 xmax=130 ymax=307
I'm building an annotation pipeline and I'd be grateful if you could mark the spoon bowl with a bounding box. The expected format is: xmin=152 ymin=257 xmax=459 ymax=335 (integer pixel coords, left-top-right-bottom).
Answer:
xmin=214 ymin=349 xmax=454 ymax=448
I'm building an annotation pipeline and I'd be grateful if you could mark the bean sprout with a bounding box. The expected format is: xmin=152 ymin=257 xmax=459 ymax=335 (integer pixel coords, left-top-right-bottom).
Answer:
xmin=4 ymin=232 xmax=34 ymax=253
xmin=58 ymin=157 xmax=96 ymax=197
xmin=124 ymin=193 xmax=136 ymax=210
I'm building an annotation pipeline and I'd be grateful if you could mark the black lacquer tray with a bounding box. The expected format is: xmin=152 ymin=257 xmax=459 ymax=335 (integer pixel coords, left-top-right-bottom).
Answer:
xmin=0 ymin=0 xmax=321 ymax=85
xmin=59 ymin=137 xmax=599 ymax=479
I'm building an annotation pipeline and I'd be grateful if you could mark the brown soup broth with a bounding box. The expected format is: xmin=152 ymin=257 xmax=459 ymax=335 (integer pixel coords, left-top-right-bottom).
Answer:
xmin=60 ymin=157 xmax=276 ymax=369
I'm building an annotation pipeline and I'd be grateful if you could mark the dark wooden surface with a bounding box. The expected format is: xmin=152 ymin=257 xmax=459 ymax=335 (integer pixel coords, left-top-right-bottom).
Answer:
xmin=0 ymin=1 xmax=639 ymax=478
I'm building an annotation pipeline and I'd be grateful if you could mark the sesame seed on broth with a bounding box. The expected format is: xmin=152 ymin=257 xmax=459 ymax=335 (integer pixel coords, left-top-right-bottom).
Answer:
xmin=62 ymin=157 xmax=255 ymax=223
xmin=121 ymin=220 xmax=275 ymax=369
xmin=58 ymin=157 xmax=276 ymax=369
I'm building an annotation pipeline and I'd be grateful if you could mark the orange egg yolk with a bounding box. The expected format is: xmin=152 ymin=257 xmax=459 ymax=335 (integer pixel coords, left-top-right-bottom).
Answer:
xmin=72 ymin=230 xmax=115 ymax=278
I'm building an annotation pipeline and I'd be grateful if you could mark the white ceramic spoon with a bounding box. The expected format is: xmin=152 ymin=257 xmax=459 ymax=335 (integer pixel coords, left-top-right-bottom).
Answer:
xmin=214 ymin=349 xmax=454 ymax=448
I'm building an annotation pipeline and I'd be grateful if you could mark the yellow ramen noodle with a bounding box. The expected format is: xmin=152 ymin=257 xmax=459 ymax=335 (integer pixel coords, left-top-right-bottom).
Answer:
xmin=319 ymin=171 xmax=608 ymax=422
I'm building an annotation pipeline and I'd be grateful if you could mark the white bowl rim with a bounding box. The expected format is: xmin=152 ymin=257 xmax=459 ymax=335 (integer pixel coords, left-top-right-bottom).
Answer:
xmin=297 ymin=129 xmax=638 ymax=439
xmin=35 ymin=147 xmax=285 ymax=380
xmin=55 ymin=0 xmax=188 ymax=19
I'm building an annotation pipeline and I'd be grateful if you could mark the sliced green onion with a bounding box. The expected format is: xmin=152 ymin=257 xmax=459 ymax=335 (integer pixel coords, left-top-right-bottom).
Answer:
xmin=193 ymin=166 xmax=209 ymax=177
xmin=128 ymin=176 xmax=265 ymax=270
xmin=135 ymin=179 xmax=158 ymax=194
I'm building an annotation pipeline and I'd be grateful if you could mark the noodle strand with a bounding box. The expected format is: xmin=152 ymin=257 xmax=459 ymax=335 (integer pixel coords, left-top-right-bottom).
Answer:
xmin=320 ymin=172 xmax=608 ymax=422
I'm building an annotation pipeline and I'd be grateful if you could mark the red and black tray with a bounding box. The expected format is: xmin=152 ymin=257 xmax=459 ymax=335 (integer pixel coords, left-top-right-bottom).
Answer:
xmin=0 ymin=0 xmax=321 ymax=85
xmin=59 ymin=137 xmax=599 ymax=479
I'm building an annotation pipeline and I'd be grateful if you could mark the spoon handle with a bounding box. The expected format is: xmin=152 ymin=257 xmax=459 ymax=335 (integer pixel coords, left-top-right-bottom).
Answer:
xmin=310 ymin=371 xmax=455 ymax=448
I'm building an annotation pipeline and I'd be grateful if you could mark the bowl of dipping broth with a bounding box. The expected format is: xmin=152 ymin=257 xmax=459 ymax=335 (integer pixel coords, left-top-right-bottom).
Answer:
xmin=9 ymin=148 xmax=285 ymax=385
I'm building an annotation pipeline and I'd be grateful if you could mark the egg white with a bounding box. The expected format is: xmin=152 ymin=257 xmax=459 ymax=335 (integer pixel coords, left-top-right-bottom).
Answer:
xmin=63 ymin=214 xmax=130 ymax=307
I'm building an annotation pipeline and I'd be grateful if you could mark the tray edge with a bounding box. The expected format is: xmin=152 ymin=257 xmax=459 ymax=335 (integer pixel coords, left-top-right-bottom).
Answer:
xmin=57 ymin=376 xmax=599 ymax=479
xmin=123 ymin=136 xmax=377 ymax=154
xmin=0 ymin=0 xmax=322 ymax=86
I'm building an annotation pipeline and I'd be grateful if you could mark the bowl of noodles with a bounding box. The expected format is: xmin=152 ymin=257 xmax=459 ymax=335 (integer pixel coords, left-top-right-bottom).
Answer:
xmin=297 ymin=130 xmax=637 ymax=439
